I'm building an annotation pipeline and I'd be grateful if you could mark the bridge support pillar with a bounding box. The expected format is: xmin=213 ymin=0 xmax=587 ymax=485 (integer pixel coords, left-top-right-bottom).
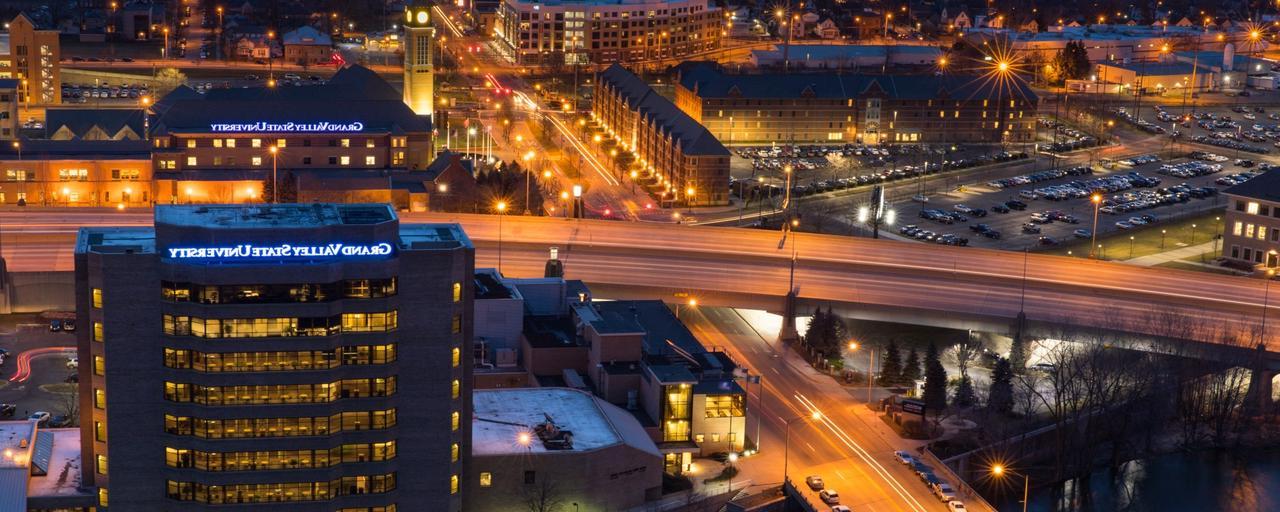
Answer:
xmin=1245 ymin=365 xmax=1277 ymax=416
xmin=777 ymin=290 xmax=800 ymax=344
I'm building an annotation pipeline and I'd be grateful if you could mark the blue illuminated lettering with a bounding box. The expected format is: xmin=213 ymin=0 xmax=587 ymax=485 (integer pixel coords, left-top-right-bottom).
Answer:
xmin=166 ymin=242 xmax=394 ymax=260
xmin=208 ymin=122 xmax=365 ymax=133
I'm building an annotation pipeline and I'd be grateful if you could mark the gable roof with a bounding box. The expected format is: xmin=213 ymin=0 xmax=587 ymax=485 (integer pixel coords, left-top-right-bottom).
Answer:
xmin=1223 ymin=171 xmax=1280 ymax=202
xmin=598 ymin=64 xmax=729 ymax=157
xmin=282 ymin=25 xmax=332 ymax=46
xmin=43 ymin=108 xmax=146 ymax=140
xmin=151 ymin=65 xmax=429 ymax=135
xmin=677 ymin=61 xmax=1038 ymax=103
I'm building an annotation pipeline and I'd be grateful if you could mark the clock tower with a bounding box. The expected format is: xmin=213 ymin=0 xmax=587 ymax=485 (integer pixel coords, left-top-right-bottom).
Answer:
xmin=403 ymin=1 xmax=436 ymax=117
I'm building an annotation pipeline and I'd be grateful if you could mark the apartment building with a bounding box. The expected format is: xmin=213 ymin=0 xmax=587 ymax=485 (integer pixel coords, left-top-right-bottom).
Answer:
xmin=1222 ymin=172 xmax=1280 ymax=268
xmin=494 ymin=0 xmax=725 ymax=67
xmin=674 ymin=62 xmax=1039 ymax=145
xmin=75 ymin=203 xmax=474 ymax=510
xmin=593 ymin=63 xmax=730 ymax=206
xmin=0 ymin=14 xmax=60 ymax=106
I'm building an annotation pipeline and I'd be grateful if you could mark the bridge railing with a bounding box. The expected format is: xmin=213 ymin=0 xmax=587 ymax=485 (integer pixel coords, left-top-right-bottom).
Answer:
xmin=920 ymin=447 xmax=999 ymax=512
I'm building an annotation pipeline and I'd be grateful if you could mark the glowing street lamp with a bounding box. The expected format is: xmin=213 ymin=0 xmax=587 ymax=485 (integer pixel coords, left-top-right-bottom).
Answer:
xmin=495 ymin=201 xmax=508 ymax=273
xmin=268 ymin=145 xmax=279 ymax=203
xmin=1089 ymin=193 xmax=1103 ymax=258
xmin=783 ymin=412 xmax=822 ymax=483
xmin=990 ymin=464 xmax=1030 ymax=512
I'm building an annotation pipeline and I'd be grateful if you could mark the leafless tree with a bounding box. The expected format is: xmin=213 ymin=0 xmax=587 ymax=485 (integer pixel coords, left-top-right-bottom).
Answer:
xmin=54 ymin=388 xmax=78 ymax=426
xmin=523 ymin=478 xmax=564 ymax=512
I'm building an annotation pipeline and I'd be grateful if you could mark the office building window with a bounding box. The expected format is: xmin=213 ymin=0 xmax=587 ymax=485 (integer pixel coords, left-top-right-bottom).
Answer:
xmin=452 ymin=443 xmax=460 ymax=462
xmin=252 ymin=156 xmax=263 ymax=166
xmin=366 ymin=139 xmax=376 ymax=148
xmin=452 ymin=379 xmax=460 ymax=399
xmin=1249 ymin=202 xmax=1260 ymax=215
xmin=1236 ymin=222 xmax=1244 ymax=236
xmin=186 ymin=139 xmax=196 ymax=148
xmin=213 ymin=139 xmax=223 ymax=148
xmin=186 ymin=156 xmax=197 ymax=166
xmin=94 ymin=388 xmax=106 ymax=408
xmin=93 ymin=322 xmax=103 ymax=342
xmin=92 ymin=288 xmax=102 ymax=308
xmin=252 ymin=138 xmax=262 ymax=148
xmin=451 ymin=411 xmax=460 ymax=431
xmin=341 ymin=138 xmax=351 ymax=148
xmin=340 ymin=156 xmax=351 ymax=166
xmin=451 ymin=475 xmax=459 ymax=494
xmin=93 ymin=355 xmax=104 ymax=376
xmin=94 ymin=421 xmax=106 ymax=442
xmin=452 ymin=315 xmax=461 ymax=334
xmin=98 ymin=488 xmax=108 ymax=507
xmin=453 ymin=282 xmax=461 ymax=302
xmin=276 ymin=138 xmax=287 ymax=148
xmin=452 ymin=347 xmax=460 ymax=368
xmin=480 ymin=472 xmax=491 ymax=487
xmin=96 ymin=454 xmax=107 ymax=475
xmin=365 ymin=156 xmax=376 ymax=166
xmin=225 ymin=139 xmax=236 ymax=148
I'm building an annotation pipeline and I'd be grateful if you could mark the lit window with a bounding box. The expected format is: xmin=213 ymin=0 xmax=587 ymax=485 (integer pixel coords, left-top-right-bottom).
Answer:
xmin=452 ymin=282 xmax=461 ymax=302
xmin=365 ymin=156 xmax=376 ymax=166
xmin=93 ymin=322 xmax=103 ymax=342
xmin=452 ymin=347 xmax=460 ymax=368
xmin=1248 ymin=202 xmax=1261 ymax=214
xmin=479 ymin=472 xmax=492 ymax=487
xmin=451 ymin=379 xmax=460 ymax=399
xmin=98 ymin=488 xmax=108 ymax=507
xmin=225 ymin=139 xmax=236 ymax=148
xmin=94 ymin=388 xmax=106 ymax=408
xmin=276 ymin=138 xmax=287 ymax=148
xmin=252 ymin=157 xmax=263 ymax=166
xmin=185 ymin=139 xmax=196 ymax=148
xmin=451 ymin=411 xmax=460 ymax=431
xmin=451 ymin=474 xmax=459 ymax=494
xmin=93 ymin=355 xmax=105 ymax=376
xmin=340 ymin=156 xmax=351 ymax=166
xmin=96 ymin=454 xmax=107 ymax=475
xmin=186 ymin=156 xmax=197 ymax=166
xmin=452 ymin=315 xmax=461 ymax=334
xmin=213 ymin=139 xmax=223 ymax=148
xmin=251 ymin=138 xmax=262 ymax=148
xmin=365 ymin=139 xmax=376 ymax=148
xmin=341 ymin=138 xmax=351 ymax=148
xmin=94 ymin=421 xmax=106 ymax=441
xmin=92 ymin=288 xmax=102 ymax=308
xmin=451 ymin=443 xmax=459 ymax=462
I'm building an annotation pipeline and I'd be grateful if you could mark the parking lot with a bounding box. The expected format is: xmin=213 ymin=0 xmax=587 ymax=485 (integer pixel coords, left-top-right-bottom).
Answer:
xmin=0 ymin=314 xmax=78 ymax=427
xmin=895 ymin=152 xmax=1241 ymax=250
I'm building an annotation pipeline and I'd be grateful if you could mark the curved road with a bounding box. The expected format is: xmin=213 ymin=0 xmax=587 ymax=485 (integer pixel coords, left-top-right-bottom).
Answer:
xmin=0 ymin=210 xmax=1275 ymax=353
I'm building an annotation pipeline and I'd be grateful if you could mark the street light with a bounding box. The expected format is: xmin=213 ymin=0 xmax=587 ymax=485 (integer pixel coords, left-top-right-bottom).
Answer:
xmin=848 ymin=342 xmax=875 ymax=403
xmin=676 ymin=297 xmax=697 ymax=319
xmin=991 ymin=464 xmax=1030 ymax=512
xmin=268 ymin=146 xmax=279 ymax=203
xmin=783 ymin=412 xmax=822 ymax=484
xmin=1089 ymin=193 xmax=1102 ymax=258
xmin=495 ymin=201 xmax=508 ymax=273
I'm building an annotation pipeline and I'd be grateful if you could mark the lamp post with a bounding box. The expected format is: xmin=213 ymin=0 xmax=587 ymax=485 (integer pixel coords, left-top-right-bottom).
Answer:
xmin=1262 ymin=263 xmax=1277 ymax=346
xmin=268 ymin=146 xmax=279 ymax=203
xmin=163 ymin=27 xmax=170 ymax=60
xmin=848 ymin=342 xmax=875 ymax=403
xmin=783 ymin=412 xmax=821 ymax=484
xmin=522 ymin=150 xmax=535 ymax=214
xmin=1089 ymin=193 xmax=1102 ymax=258
xmin=495 ymin=201 xmax=508 ymax=273
xmin=267 ymin=30 xmax=276 ymax=84
xmin=1129 ymin=235 xmax=1135 ymax=258
xmin=12 ymin=141 xmax=19 ymax=161
xmin=675 ymin=297 xmax=697 ymax=318
xmin=991 ymin=464 xmax=1029 ymax=512
xmin=216 ymin=6 xmax=225 ymax=61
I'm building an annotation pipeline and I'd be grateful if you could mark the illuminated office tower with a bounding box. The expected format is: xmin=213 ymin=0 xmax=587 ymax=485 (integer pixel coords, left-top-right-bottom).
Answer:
xmin=403 ymin=0 xmax=436 ymax=117
xmin=75 ymin=203 xmax=473 ymax=511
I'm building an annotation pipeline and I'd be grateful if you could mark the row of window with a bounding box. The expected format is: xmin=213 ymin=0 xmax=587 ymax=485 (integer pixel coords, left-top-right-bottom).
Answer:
xmin=163 ymin=278 xmax=398 ymax=304
xmin=6 ymin=169 xmax=142 ymax=181
xmin=1237 ymin=200 xmax=1280 ymax=218
xmin=166 ymin=473 xmax=396 ymax=503
xmin=185 ymin=137 xmax=386 ymax=149
xmin=165 ymin=442 xmax=396 ymax=471
xmin=180 ymin=155 xmax=382 ymax=167
xmin=164 ymin=378 xmax=397 ymax=405
xmin=163 ymin=345 xmax=396 ymax=372
xmin=1233 ymin=221 xmax=1278 ymax=242
xmin=161 ymin=311 xmax=398 ymax=338
xmin=165 ymin=409 xmax=397 ymax=439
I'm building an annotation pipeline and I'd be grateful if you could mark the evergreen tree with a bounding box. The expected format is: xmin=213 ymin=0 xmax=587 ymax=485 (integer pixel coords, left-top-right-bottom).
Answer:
xmin=880 ymin=339 xmax=904 ymax=386
xmin=954 ymin=375 xmax=977 ymax=408
xmin=987 ymin=357 xmax=1015 ymax=415
xmin=1009 ymin=331 xmax=1027 ymax=374
xmin=803 ymin=308 xmax=825 ymax=349
xmin=903 ymin=347 xmax=922 ymax=384
xmin=261 ymin=171 xmax=297 ymax=203
xmin=923 ymin=343 xmax=948 ymax=416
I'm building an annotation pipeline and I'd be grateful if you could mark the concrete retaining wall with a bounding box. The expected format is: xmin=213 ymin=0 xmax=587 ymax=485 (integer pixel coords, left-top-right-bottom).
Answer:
xmin=4 ymin=271 xmax=75 ymax=313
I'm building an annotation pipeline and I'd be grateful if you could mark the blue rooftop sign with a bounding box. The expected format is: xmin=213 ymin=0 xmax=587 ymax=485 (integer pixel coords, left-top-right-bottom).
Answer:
xmin=166 ymin=242 xmax=394 ymax=260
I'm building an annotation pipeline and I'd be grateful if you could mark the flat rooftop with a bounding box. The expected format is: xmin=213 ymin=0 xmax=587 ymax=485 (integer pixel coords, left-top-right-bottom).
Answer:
xmin=473 ymin=388 xmax=624 ymax=455
xmin=155 ymin=203 xmax=397 ymax=228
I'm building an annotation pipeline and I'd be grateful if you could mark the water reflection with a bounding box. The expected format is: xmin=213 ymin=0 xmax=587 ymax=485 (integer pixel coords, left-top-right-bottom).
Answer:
xmin=998 ymin=450 xmax=1279 ymax=511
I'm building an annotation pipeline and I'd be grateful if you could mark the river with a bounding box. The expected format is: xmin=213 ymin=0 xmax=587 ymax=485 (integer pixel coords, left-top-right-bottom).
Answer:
xmin=995 ymin=449 xmax=1280 ymax=511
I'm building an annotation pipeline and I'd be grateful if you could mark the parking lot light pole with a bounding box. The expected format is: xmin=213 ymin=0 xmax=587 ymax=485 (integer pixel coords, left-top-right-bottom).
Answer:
xmin=783 ymin=412 xmax=821 ymax=484
xmin=1089 ymin=193 xmax=1102 ymax=258
xmin=991 ymin=464 xmax=1029 ymax=512
xmin=1161 ymin=229 xmax=1167 ymax=250
xmin=1129 ymin=235 xmax=1135 ymax=258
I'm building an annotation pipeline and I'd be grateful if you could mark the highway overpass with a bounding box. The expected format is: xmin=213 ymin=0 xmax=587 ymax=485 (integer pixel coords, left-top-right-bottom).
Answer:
xmin=0 ymin=210 xmax=1277 ymax=363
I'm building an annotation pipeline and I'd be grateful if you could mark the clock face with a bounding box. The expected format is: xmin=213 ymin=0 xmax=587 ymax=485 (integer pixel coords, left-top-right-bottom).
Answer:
xmin=416 ymin=10 xmax=429 ymax=25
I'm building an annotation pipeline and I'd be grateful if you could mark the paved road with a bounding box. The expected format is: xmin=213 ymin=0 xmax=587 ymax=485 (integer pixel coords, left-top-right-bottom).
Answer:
xmin=2 ymin=210 xmax=1278 ymax=353
xmin=683 ymin=305 xmax=978 ymax=512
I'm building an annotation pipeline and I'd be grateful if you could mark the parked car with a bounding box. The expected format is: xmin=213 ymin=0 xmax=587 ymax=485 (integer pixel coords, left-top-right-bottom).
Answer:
xmin=911 ymin=194 xmax=929 ymax=203
xmin=49 ymin=319 xmax=62 ymax=331
xmin=1005 ymin=200 xmax=1028 ymax=210
xmin=947 ymin=502 xmax=968 ymax=512
xmin=1073 ymin=228 xmax=1092 ymax=239
xmin=805 ymin=475 xmax=825 ymax=490
xmin=1038 ymin=236 xmax=1060 ymax=246
xmin=932 ymin=482 xmax=958 ymax=502
xmin=894 ymin=450 xmax=917 ymax=465
xmin=0 ymin=404 xmax=14 ymax=418
xmin=49 ymin=415 xmax=72 ymax=427
xmin=1021 ymin=223 xmax=1041 ymax=234
xmin=28 ymin=411 xmax=50 ymax=426
xmin=819 ymin=489 xmax=840 ymax=505
xmin=831 ymin=506 xmax=852 ymax=512
xmin=66 ymin=357 xmax=78 ymax=370
xmin=62 ymin=319 xmax=75 ymax=332
xmin=991 ymin=204 xmax=1010 ymax=214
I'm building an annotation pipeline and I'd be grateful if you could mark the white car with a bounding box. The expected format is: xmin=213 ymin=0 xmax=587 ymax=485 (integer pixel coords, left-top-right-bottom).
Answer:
xmin=947 ymin=501 xmax=967 ymax=512
xmin=893 ymin=450 xmax=916 ymax=465
xmin=28 ymin=411 xmax=50 ymax=426
xmin=66 ymin=357 xmax=78 ymax=370
xmin=819 ymin=489 xmax=840 ymax=504
xmin=932 ymin=482 xmax=958 ymax=502
xmin=831 ymin=507 xmax=852 ymax=512
xmin=911 ymin=194 xmax=929 ymax=203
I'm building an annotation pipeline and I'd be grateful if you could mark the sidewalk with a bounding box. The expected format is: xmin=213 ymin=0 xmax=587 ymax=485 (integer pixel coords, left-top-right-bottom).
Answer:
xmin=1123 ymin=240 xmax=1216 ymax=266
